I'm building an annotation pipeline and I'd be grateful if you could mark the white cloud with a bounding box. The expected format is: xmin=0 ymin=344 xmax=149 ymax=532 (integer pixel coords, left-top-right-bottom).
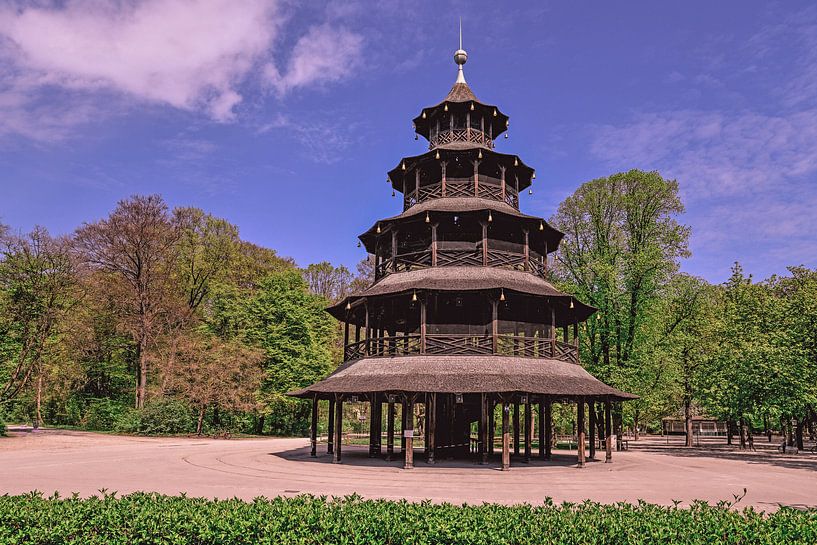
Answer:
xmin=0 ymin=0 xmax=365 ymax=140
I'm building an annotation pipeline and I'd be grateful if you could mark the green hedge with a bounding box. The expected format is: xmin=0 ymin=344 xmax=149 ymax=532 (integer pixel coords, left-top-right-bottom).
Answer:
xmin=1 ymin=493 xmax=815 ymax=545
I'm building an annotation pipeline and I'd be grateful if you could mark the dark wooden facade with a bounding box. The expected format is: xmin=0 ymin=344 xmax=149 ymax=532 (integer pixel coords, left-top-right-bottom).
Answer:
xmin=292 ymin=48 xmax=635 ymax=470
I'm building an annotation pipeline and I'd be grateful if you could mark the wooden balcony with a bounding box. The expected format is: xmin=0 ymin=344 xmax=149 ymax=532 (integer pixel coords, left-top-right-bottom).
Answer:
xmin=343 ymin=334 xmax=579 ymax=364
xmin=374 ymin=247 xmax=545 ymax=280
xmin=403 ymin=180 xmax=519 ymax=211
xmin=428 ymin=128 xmax=494 ymax=150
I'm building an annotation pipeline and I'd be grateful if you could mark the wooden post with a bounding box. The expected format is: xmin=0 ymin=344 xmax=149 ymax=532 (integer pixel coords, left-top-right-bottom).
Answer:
xmin=545 ymin=399 xmax=552 ymax=460
xmin=404 ymin=396 xmax=414 ymax=469
xmin=431 ymin=223 xmax=438 ymax=267
xmin=327 ymin=398 xmax=335 ymax=454
xmin=513 ymin=402 xmax=520 ymax=455
xmin=500 ymin=165 xmax=506 ymax=200
xmin=310 ymin=396 xmax=318 ymax=457
xmin=479 ymin=393 xmax=490 ymax=464
xmin=333 ymin=395 xmax=343 ymax=464
xmin=489 ymin=400 xmax=496 ymax=454
xmin=343 ymin=321 xmax=349 ymax=359
xmin=427 ymin=393 xmax=436 ymax=463
xmin=391 ymin=229 xmax=398 ymax=272
xmin=501 ymin=401 xmax=510 ymax=470
xmin=524 ymin=396 xmax=531 ymax=462
xmin=473 ymin=160 xmax=480 ymax=196
xmin=538 ymin=399 xmax=546 ymax=459
xmin=481 ymin=222 xmax=488 ymax=266
xmin=577 ymin=398 xmax=586 ymax=468
xmin=387 ymin=397 xmax=395 ymax=460
xmin=589 ymin=401 xmax=597 ymax=460
xmin=605 ymin=399 xmax=613 ymax=463
xmin=415 ymin=169 xmax=420 ymax=202
xmin=401 ymin=400 xmax=407 ymax=453
xmin=419 ymin=297 xmax=427 ymax=354
xmin=364 ymin=302 xmax=370 ymax=356
xmin=551 ymin=306 xmax=556 ymax=357
xmin=573 ymin=322 xmax=579 ymax=348
xmin=441 ymin=161 xmax=447 ymax=196
xmin=523 ymin=229 xmax=530 ymax=272
xmin=491 ymin=299 xmax=498 ymax=354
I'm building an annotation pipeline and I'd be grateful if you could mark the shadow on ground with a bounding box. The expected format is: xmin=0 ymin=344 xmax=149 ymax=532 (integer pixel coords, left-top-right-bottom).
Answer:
xmin=272 ymin=443 xmax=599 ymax=470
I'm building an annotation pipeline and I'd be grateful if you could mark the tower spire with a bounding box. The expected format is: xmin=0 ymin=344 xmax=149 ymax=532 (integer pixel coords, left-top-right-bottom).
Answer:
xmin=454 ymin=18 xmax=467 ymax=84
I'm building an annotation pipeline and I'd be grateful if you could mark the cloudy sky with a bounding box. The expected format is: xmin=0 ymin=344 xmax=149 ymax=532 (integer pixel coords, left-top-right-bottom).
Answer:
xmin=1 ymin=1 xmax=815 ymax=283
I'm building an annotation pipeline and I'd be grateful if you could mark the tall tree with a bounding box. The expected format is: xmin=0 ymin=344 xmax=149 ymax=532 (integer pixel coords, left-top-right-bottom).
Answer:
xmin=74 ymin=195 xmax=179 ymax=408
xmin=302 ymin=261 xmax=353 ymax=302
xmin=550 ymin=170 xmax=690 ymax=432
xmin=0 ymin=227 xmax=77 ymax=426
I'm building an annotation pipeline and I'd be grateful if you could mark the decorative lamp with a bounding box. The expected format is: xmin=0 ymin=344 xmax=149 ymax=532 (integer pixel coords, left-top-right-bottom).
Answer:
xmin=412 ymin=290 xmax=418 ymax=302
xmin=425 ymin=211 xmax=430 ymax=223
xmin=500 ymin=288 xmax=505 ymax=301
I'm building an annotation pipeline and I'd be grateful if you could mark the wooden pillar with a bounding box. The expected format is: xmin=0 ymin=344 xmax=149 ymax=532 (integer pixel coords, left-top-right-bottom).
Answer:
xmin=491 ymin=299 xmax=498 ymax=354
xmin=419 ymin=297 xmax=427 ymax=354
xmin=387 ymin=397 xmax=395 ymax=460
xmin=573 ymin=322 xmax=579 ymax=348
xmin=370 ymin=393 xmax=382 ymax=457
xmin=333 ymin=395 xmax=343 ymax=464
xmin=538 ymin=399 xmax=546 ymax=459
xmin=513 ymin=402 xmax=520 ymax=455
xmin=480 ymin=393 xmax=489 ymax=464
xmin=489 ymin=400 xmax=496 ymax=454
xmin=544 ymin=399 xmax=552 ymax=460
xmin=473 ymin=160 xmax=480 ymax=196
xmin=550 ymin=306 xmax=557 ymax=357
xmin=501 ymin=401 xmax=511 ymax=470
xmin=589 ymin=401 xmax=597 ymax=460
xmin=577 ymin=398 xmax=586 ymax=468
xmin=364 ymin=302 xmax=370 ymax=355
xmin=327 ymin=398 xmax=335 ymax=454
xmin=391 ymin=229 xmax=398 ymax=272
xmin=524 ymin=395 xmax=532 ymax=462
xmin=400 ymin=400 xmax=407 ymax=453
xmin=605 ymin=399 xmax=613 ymax=463
xmin=441 ymin=161 xmax=447 ymax=196
xmin=414 ymin=169 xmax=420 ymax=202
xmin=404 ymin=396 xmax=414 ymax=469
xmin=310 ymin=396 xmax=318 ymax=457
xmin=343 ymin=321 xmax=349 ymax=359
xmin=523 ymin=229 xmax=530 ymax=272
xmin=427 ymin=393 xmax=436 ymax=464
xmin=431 ymin=223 xmax=438 ymax=267
xmin=481 ymin=222 xmax=488 ymax=266
xmin=500 ymin=165 xmax=506 ymax=200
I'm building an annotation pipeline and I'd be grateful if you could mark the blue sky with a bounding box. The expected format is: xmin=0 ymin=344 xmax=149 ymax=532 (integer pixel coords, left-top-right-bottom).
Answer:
xmin=1 ymin=1 xmax=816 ymax=283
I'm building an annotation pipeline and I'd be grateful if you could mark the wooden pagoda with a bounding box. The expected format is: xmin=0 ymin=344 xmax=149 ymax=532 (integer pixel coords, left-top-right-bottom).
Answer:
xmin=290 ymin=45 xmax=635 ymax=470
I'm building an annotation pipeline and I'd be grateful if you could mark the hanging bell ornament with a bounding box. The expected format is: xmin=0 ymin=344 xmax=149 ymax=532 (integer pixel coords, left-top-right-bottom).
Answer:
xmin=570 ymin=299 xmax=575 ymax=309
xmin=488 ymin=211 xmax=493 ymax=222
xmin=346 ymin=301 xmax=351 ymax=311
xmin=478 ymin=149 xmax=482 ymax=159
xmin=493 ymin=109 xmax=497 ymax=117
xmin=500 ymin=288 xmax=506 ymax=301
xmin=444 ymin=104 xmax=448 ymax=112
xmin=435 ymin=150 xmax=440 ymax=160
xmin=539 ymin=220 xmax=544 ymax=231
xmin=401 ymin=161 xmax=406 ymax=170
xmin=422 ymin=111 xmax=427 ymax=119
xmin=412 ymin=290 xmax=418 ymax=302
xmin=425 ymin=211 xmax=430 ymax=223
xmin=529 ymin=188 xmax=533 ymax=195
xmin=532 ymin=171 xmax=536 ymax=179
xmin=376 ymin=224 xmax=381 ymax=234
xmin=470 ymin=103 xmax=475 ymax=111
xmin=357 ymin=241 xmax=362 ymax=248
xmin=514 ymin=157 xmax=518 ymax=166
xmin=392 ymin=189 xmax=396 ymax=197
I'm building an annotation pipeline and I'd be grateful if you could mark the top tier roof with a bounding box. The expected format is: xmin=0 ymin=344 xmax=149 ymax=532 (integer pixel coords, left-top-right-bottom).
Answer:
xmin=412 ymin=49 xmax=509 ymax=141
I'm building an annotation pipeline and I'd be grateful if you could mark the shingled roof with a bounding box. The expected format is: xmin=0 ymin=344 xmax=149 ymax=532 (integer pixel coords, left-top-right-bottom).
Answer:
xmin=289 ymin=355 xmax=637 ymax=401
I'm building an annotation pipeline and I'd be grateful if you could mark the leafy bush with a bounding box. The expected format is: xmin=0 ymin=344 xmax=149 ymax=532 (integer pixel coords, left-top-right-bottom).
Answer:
xmin=0 ymin=409 xmax=5 ymax=436
xmin=0 ymin=493 xmax=815 ymax=544
xmin=83 ymin=399 xmax=129 ymax=431
xmin=136 ymin=398 xmax=193 ymax=435
xmin=264 ymin=396 xmax=311 ymax=436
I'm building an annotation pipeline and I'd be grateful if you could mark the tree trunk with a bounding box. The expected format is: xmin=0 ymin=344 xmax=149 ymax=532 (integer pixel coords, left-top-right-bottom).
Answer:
xmin=633 ymin=409 xmax=640 ymax=441
xmin=136 ymin=333 xmax=148 ymax=409
xmin=684 ymin=398 xmax=693 ymax=447
xmin=256 ymin=414 xmax=265 ymax=435
xmin=34 ymin=371 xmax=43 ymax=430
xmin=739 ymin=417 xmax=747 ymax=450
xmin=787 ymin=418 xmax=795 ymax=447
xmin=795 ymin=417 xmax=805 ymax=451
xmin=727 ymin=419 xmax=733 ymax=446
xmin=196 ymin=405 xmax=206 ymax=435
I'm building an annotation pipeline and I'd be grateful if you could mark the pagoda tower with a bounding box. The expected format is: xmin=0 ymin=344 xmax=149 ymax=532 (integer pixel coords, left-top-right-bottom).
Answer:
xmin=291 ymin=44 xmax=635 ymax=470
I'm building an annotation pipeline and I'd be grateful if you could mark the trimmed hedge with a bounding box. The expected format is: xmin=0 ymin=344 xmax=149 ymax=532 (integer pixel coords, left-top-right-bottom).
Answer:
xmin=0 ymin=492 xmax=815 ymax=545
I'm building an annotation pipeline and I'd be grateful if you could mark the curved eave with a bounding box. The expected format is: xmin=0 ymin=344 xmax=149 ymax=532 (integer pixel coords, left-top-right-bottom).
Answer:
xmin=359 ymin=197 xmax=564 ymax=253
xmin=287 ymin=355 xmax=637 ymax=401
xmin=388 ymin=148 xmax=534 ymax=190
xmin=327 ymin=266 xmax=595 ymax=324
xmin=413 ymin=103 xmax=509 ymax=140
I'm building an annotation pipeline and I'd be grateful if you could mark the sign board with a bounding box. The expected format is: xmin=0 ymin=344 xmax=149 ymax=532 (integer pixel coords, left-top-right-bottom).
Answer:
xmin=403 ymin=429 xmax=414 ymax=438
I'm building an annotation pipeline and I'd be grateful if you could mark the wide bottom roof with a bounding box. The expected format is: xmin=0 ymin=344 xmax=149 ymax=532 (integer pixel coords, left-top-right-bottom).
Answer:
xmin=288 ymin=355 xmax=636 ymax=401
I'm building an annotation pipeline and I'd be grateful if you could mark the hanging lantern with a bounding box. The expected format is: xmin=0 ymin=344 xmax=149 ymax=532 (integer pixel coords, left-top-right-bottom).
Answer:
xmin=570 ymin=298 xmax=575 ymax=309
xmin=376 ymin=224 xmax=381 ymax=234
xmin=401 ymin=161 xmax=406 ymax=170
xmin=455 ymin=393 xmax=464 ymax=403
xmin=528 ymin=188 xmax=533 ymax=195
xmin=435 ymin=150 xmax=440 ymax=160
xmin=514 ymin=157 xmax=518 ymax=166
xmin=478 ymin=149 xmax=483 ymax=159
xmin=493 ymin=108 xmax=497 ymax=117
xmin=470 ymin=103 xmax=475 ymax=111
xmin=488 ymin=211 xmax=493 ymax=222
xmin=520 ymin=395 xmax=528 ymax=404
xmin=357 ymin=241 xmax=362 ymax=248
xmin=415 ymin=134 xmax=419 ymax=140
xmin=505 ymin=133 xmax=509 ymax=139
xmin=500 ymin=288 xmax=505 ymax=301
xmin=422 ymin=111 xmax=427 ymax=119
xmin=412 ymin=290 xmax=418 ymax=302
xmin=532 ymin=172 xmax=536 ymax=180
xmin=392 ymin=189 xmax=396 ymax=197
xmin=425 ymin=211 xmax=430 ymax=223
xmin=444 ymin=104 xmax=448 ymax=112
xmin=345 ymin=301 xmax=351 ymax=311
xmin=539 ymin=220 xmax=544 ymax=231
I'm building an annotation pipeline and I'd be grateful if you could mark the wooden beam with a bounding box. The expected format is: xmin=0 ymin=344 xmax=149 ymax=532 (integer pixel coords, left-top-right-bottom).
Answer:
xmin=605 ymin=399 xmax=613 ymax=463
xmin=333 ymin=395 xmax=343 ymax=464
xmin=524 ymin=395 xmax=532 ymax=463
xmin=589 ymin=401 xmax=597 ymax=460
xmin=577 ymin=398 xmax=586 ymax=468
xmin=501 ymin=401 xmax=510 ymax=470
xmin=545 ymin=398 xmax=552 ymax=460
xmin=327 ymin=398 xmax=335 ymax=455
xmin=404 ymin=396 xmax=414 ymax=469
xmin=310 ymin=396 xmax=318 ymax=457
xmin=427 ymin=393 xmax=436 ymax=464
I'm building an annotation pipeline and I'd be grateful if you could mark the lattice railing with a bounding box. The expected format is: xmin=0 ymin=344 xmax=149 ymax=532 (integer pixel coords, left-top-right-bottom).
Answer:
xmin=429 ymin=129 xmax=494 ymax=150
xmin=377 ymin=248 xmax=544 ymax=279
xmin=344 ymin=334 xmax=579 ymax=364
xmin=403 ymin=181 xmax=519 ymax=210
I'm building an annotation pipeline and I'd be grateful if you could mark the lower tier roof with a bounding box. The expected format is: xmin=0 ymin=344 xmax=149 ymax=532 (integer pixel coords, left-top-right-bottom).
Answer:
xmin=288 ymin=355 xmax=636 ymax=401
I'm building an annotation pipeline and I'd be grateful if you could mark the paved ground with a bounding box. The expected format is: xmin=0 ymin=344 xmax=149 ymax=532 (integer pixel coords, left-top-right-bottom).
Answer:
xmin=1 ymin=428 xmax=815 ymax=510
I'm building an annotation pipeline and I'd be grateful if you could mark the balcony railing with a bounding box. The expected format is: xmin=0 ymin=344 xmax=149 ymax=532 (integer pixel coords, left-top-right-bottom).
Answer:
xmin=429 ymin=129 xmax=494 ymax=150
xmin=344 ymin=334 xmax=579 ymax=364
xmin=403 ymin=180 xmax=519 ymax=211
xmin=374 ymin=247 xmax=545 ymax=280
